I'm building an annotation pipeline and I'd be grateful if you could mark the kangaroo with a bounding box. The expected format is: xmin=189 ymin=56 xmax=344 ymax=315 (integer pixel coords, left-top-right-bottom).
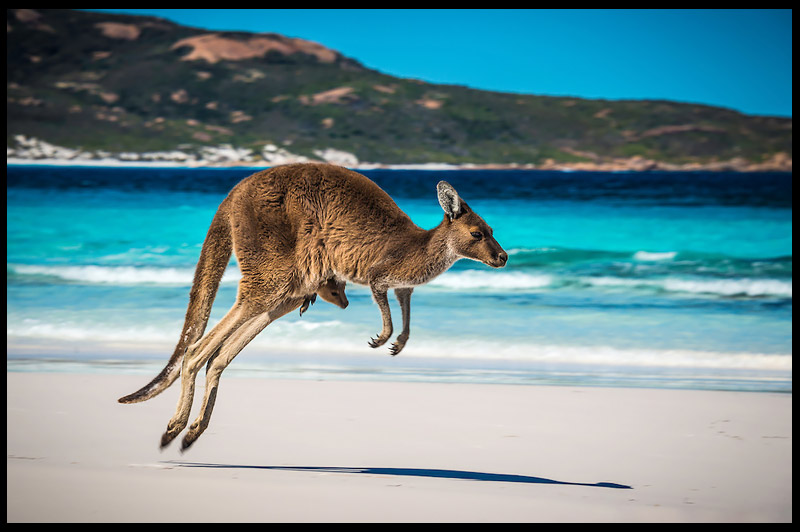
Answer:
xmin=299 ymin=278 xmax=348 ymax=316
xmin=118 ymin=163 xmax=507 ymax=450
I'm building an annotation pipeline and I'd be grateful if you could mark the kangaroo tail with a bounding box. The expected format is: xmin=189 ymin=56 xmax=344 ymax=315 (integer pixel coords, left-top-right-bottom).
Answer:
xmin=118 ymin=201 xmax=233 ymax=404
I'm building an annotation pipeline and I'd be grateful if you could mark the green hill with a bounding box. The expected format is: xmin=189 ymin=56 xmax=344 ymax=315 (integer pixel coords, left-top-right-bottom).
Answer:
xmin=7 ymin=9 xmax=792 ymax=167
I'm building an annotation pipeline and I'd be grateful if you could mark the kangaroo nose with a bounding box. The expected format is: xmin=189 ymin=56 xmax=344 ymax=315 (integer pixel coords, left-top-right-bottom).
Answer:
xmin=493 ymin=250 xmax=508 ymax=266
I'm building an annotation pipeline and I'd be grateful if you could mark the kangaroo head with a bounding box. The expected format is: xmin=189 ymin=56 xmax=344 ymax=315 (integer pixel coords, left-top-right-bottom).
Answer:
xmin=316 ymin=278 xmax=349 ymax=309
xmin=437 ymin=181 xmax=508 ymax=269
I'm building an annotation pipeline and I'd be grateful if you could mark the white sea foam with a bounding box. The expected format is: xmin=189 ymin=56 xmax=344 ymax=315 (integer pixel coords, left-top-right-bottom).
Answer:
xmin=507 ymin=247 xmax=559 ymax=255
xmin=429 ymin=271 xmax=791 ymax=298
xmin=11 ymin=263 xmax=554 ymax=292
xmin=634 ymin=250 xmax=678 ymax=261
xmin=10 ymin=263 xmax=241 ymax=285
xmin=428 ymin=270 xmax=553 ymax=291
xmin=394 ymin=339 xmax=792 ymax=371
xmin=581 ymin=275 xmax=791 ymax=298
xmin=10 ymin=263 xmax=791 ymax=299
xmin=7 ymin=321 xmax=177 ymax=343
xmin=661 ymin=278 xmax=792 ymax=297
xmin=7 ymin=318 xmax=791 ymax=372
xmin=6 ymin=317 xmax=347 ymax=345
xmin=10 ymin=263 xmax=555 ymax=292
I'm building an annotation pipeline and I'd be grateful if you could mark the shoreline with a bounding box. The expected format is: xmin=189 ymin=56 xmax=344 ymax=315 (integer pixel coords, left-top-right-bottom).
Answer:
xmin=6 ymin=357 xmax=793 ymax=396
xmin=6 ymin=134 xmax=793 ymax=172
xmin=7 ymin=372 xmax=792 ymax=522
xmin=6 ymin=337 xmax=793 ymax=394
xmin=6 ymin=157 xmax=793 ymax=173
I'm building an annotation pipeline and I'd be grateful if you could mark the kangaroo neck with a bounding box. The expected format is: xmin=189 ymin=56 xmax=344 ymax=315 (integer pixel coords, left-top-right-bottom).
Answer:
xmin=425 ymin=218 xmax=459 ymax=273
xmin=391 ymin=217 xmax=458 ymax=287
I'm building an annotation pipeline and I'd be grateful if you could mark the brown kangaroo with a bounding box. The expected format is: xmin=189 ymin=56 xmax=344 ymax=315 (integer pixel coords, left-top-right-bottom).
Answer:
xmin=118 ymin=163 xmax=507 ymax=450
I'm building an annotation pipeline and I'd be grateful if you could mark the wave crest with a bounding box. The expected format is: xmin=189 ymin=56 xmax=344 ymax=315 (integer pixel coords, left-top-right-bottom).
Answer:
xmin=429 ymin=270 xmax=553 ymax=290
xmin=633 ymin=250 xmax=677 ymax=261
xmin=9 ymin=263 xmax=241 ymax=285
xmin=581 ymin=276 xmax=791 ymax=298
xmin=9 ymin=263 xmax=791 ymax=299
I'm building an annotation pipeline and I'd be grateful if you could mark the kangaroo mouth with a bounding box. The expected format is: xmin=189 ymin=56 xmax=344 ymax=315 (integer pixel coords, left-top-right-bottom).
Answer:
xmin=486 ymin=252 xmax=508 ymax=268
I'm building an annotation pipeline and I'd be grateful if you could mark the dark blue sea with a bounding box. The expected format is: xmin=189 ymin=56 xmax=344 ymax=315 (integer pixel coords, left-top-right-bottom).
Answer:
xmin=7 ymin=165 xmax=792 ymax=392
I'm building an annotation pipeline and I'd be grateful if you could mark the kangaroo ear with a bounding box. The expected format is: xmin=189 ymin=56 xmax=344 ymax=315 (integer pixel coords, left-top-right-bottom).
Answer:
xmin=437 ymin=181 xmax=461 ymax=220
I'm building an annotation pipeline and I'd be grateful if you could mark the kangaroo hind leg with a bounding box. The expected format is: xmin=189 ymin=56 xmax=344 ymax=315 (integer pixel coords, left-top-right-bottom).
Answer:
xmin=160 ymin=300 xmax=261 ymax=448
xmin=181 ymin=295 xmax=305 ymax=450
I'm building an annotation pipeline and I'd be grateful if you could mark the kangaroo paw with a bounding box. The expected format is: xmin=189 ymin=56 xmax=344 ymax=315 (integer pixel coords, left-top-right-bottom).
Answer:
xmin=160 ymin=429 xmax=178 ymax=449
xmin=389 ymin=333 xmax=409 ymax=356
xmin=368 ymin=335 xmax=388 ymax=348
xmin=389 ymin=340 xmax=407 ymax=356
xmin=181 ymin=432 xmax=198 ymax=452
xmin=160 ymin=418 xmax=187 ymax=449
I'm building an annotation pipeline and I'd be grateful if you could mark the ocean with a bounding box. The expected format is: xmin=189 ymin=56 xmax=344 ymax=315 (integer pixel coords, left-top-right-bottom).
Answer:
xmin=7 ymin=165 xmax=792 ymax=392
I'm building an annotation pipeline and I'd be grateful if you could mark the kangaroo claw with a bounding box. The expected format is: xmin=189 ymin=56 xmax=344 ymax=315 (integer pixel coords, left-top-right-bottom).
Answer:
xmin=389 ymin=342 xmax=406 ymax=356
xmin=368 ymin=335 xmax=389 ymax=348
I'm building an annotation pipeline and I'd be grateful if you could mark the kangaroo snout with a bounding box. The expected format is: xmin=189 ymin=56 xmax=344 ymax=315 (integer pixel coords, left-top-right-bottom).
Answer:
xmin=483 ymin=235 xmax=508 ymax=268
xmin=486 ymin=247 xmax=508 ymax=268
xmin=491 ymin=250 xmax=509 ymax=268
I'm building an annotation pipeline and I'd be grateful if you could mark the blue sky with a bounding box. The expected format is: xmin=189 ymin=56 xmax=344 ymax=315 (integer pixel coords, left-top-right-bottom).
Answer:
xmin=89 ymin=9 xmax=792 ymax=117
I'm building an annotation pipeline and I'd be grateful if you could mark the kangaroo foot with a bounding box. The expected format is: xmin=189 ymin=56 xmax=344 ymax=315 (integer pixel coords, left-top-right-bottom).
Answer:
xmin=368 ymin=324 xmax=392 ymax=347
xmin=160 ymin=428 xmax=180 ymax=449
xmin=160 ymin=417 xmax=188 ymax=449
xmin=368 ymin=335 xmax=389 ymax=348
xmin=388 ymin=333 xmax=409 ymax=356
xmin=388 ymin=342 xmax=405 ymax=356
xmin=181 ymin=431 xmax=199 ymax=452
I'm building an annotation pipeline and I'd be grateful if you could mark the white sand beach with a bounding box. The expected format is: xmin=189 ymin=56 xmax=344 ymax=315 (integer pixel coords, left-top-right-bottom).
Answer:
xmin=6 ymin=372 xmax=792 ymax=522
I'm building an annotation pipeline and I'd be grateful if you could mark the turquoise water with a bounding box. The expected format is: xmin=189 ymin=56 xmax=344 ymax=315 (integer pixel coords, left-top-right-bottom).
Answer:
xmin=7 ymin=165 xmax=792 ymax=391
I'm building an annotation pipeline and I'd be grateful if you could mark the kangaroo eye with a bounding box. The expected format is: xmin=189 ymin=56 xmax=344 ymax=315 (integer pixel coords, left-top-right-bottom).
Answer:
xmin=470 ymin=231 xmax=483 ymax=239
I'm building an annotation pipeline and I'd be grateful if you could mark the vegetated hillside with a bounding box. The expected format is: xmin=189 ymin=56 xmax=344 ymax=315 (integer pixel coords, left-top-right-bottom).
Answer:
xmin=7 ymin=9 xmax=792 ymax=166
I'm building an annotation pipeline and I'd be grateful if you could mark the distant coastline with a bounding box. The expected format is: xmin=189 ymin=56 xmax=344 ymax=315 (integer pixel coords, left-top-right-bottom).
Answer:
xmin=7 ymin=157 xmax=793 ymax=173
xmin=7 ymin=135 xmax=792 ymax=173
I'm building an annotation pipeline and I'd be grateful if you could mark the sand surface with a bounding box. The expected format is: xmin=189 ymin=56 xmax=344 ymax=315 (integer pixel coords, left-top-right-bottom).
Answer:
xmin=6 ymin=372 xmax=792 ymax=522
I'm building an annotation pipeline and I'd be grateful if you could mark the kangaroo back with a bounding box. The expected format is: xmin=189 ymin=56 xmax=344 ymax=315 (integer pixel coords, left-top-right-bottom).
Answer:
xmin=118 ymin=199 xmax=233 ymax=404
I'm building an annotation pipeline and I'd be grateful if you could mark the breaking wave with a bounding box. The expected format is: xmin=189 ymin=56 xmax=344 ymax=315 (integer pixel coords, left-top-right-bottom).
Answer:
xmin=579 ymin=276 xmax=792 ymax=298
xmin=8 ymin=263 xmax=240 ymax=285
xmin=428 ymin=270 xmax=554 ymax=290
xmin=6 ymin=318 xmax=791 ymax=372
xmin=8 ymin=262 xmax=791 ymax=299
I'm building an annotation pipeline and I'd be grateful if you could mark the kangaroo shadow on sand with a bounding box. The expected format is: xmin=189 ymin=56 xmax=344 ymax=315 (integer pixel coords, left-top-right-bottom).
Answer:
xmin=163 ymin=461 xmax=632 ymax=489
